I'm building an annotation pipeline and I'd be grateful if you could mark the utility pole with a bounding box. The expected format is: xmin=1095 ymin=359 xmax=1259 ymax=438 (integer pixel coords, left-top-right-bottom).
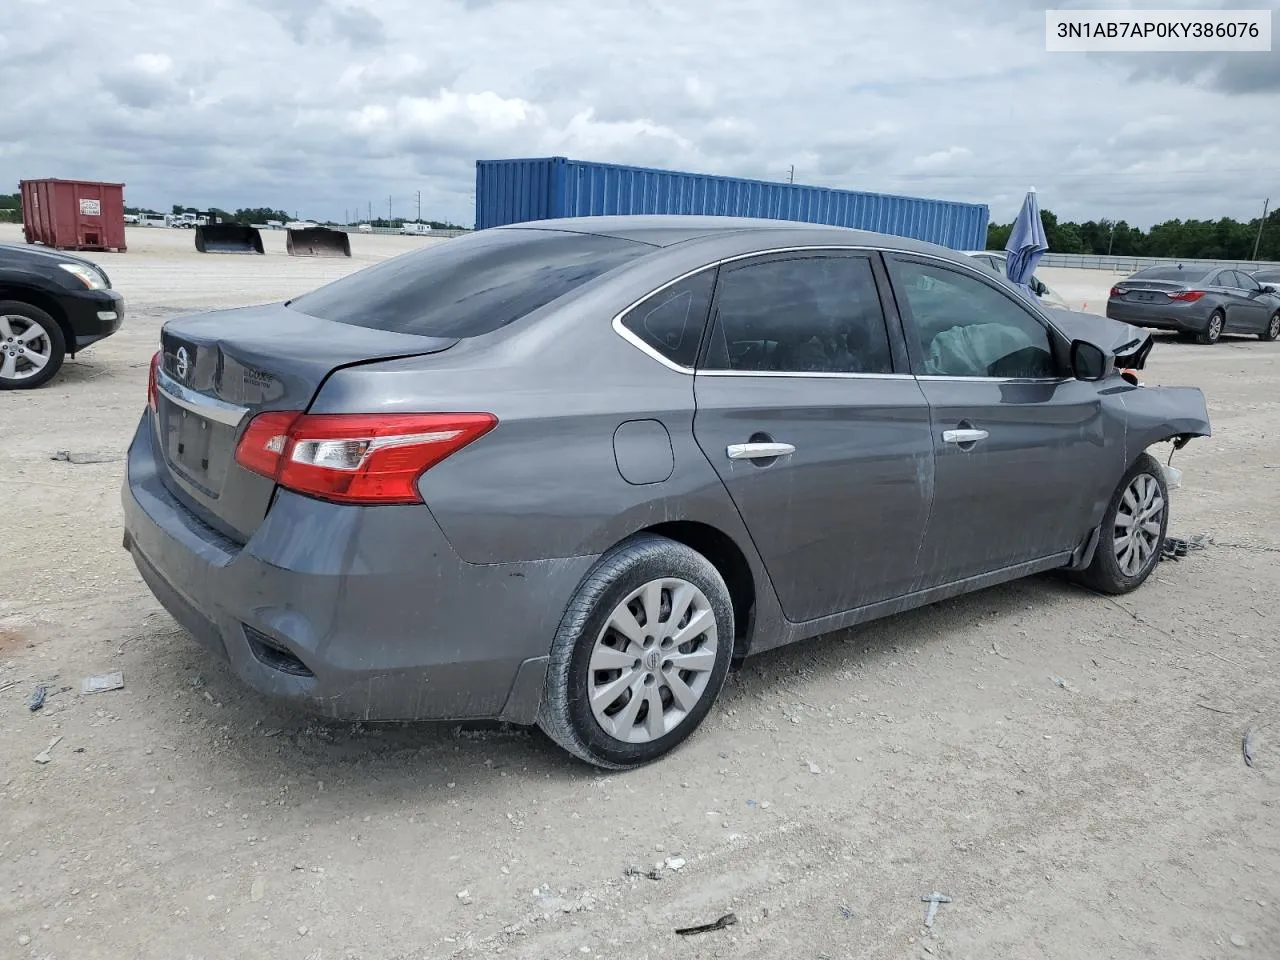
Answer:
xmin=416 ymin=190 xmax=422 ymax=222
xmin=787 ymin=165 xmax=794 ymax=184
xmin=1252 ymin=197 xmax=1270 ymax=261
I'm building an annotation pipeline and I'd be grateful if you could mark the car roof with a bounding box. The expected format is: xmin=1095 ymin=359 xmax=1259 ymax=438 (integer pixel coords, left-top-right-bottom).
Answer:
xmin=492 ymin=214 xmax=958 ymax=256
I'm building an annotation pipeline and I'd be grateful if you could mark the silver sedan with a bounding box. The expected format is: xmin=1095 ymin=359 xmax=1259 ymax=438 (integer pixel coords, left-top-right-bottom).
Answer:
xmin=1107 ymin=264 xmax=1280 ymax=344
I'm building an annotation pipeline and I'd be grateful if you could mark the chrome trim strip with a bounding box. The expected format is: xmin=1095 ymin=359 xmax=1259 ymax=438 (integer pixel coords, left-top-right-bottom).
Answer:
xmin=155 ymin=368 xmax=250 ymax=427
xmin=697 ymin=370 xmax=914 ymax=381
xmin=916 ymin=375 xmax=1068 ymax=384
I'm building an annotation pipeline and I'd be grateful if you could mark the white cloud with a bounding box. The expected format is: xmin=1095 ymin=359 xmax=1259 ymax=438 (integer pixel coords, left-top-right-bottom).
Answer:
xmin=2 ymin=0 xmax=1277 ymax=228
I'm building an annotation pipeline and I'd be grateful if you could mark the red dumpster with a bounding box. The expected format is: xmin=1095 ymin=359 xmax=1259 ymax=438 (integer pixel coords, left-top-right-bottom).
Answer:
xmin=20 ymin=178 xmax=127 ymax=253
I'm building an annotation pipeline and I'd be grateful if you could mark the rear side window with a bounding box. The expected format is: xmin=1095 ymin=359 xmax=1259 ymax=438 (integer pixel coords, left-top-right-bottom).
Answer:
xmin=287 ymin=228 xmax=652 ymax=338
xmin=620 ymin=269 xmax=716 ymax=368
xmin=702 ymin=254 xmax=894 ymax=374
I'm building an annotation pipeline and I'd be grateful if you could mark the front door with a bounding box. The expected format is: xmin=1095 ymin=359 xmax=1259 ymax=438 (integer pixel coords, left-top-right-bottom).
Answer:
xmin=1223 ymin=270 xmax=1273 ymax=333
xmin=885 ymin=255 xmax=1122 ymax=588
xmin=692 ymin=251 xmax=933 ymax=623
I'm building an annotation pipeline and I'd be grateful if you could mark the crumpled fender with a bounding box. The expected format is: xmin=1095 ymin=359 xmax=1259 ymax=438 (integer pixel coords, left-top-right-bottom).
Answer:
xmin=1115 ymin=384 xmax=1212 ymax=461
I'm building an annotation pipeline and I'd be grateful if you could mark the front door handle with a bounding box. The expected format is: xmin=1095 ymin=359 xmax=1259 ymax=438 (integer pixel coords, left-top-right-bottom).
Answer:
xmin=727 ymin=441 xmax=796 ymax=460
xmin=942 ymin=428 xmax=989 ymax=445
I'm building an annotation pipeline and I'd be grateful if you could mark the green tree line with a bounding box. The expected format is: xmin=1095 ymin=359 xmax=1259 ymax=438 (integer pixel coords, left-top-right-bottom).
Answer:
xmin=988 ymin=207 xmax=1280 ymax=261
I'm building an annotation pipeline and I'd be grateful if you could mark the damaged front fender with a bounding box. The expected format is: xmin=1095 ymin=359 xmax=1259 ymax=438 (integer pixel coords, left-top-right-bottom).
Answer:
xmin=1119 ymin=384 xmax=1212 ymax=457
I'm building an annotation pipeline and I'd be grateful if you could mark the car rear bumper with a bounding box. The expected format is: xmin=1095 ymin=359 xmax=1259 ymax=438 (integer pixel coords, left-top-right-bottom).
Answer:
xmin=65 ymin=289 xmax=124 ymax=350
xmin=120 ymin=414 xmax=595 ymax=723
xmin=1104 ymin=299 xmax=1201 ymax=333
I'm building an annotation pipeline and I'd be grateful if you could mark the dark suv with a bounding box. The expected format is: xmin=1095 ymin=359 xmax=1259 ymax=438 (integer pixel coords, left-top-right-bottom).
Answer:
xmin=0 ymin=242 xmax=124 ymax=389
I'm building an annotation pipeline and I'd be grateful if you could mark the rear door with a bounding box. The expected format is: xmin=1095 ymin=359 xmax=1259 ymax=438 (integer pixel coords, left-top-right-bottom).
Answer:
xmin=692 ymin=250 xmax=933 ymax=622
xmin=1206 ymin=270 xmax=1248 ymax=331
xmin=884 ymin=255 xmax=1119 ymax=587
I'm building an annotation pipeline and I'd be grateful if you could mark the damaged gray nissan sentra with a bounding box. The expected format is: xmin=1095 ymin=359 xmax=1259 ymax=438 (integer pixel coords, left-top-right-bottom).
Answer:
xmin=120 ymin=216 xmax=1211 ymax=768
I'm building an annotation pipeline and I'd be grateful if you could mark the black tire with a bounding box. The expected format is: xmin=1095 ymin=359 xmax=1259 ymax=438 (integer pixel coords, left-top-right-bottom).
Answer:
xmin=1196 ymin=310 xmax=1224 ymax=345
xmin=1073 ymin=453 xmax=1169 ymax=595
xmin=1259 ymin=311 xmax=1280 ymax=342
xmin=537 ymin=533 xmax=734 ymax=769
xmin=0 ymin=300 xmax=66 ymax=390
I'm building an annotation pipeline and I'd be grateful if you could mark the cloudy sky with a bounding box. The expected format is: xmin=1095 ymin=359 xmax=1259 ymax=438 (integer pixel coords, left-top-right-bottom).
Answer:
xmin=2 ymin=0 xmax=1276 ymax=228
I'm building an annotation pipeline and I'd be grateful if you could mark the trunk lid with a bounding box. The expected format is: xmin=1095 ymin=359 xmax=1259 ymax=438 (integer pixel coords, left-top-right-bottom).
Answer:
xmin=154 ymin=302 xmax=458 ymax=542
xmin=1112 ymin=280 xmax=1193 ymax=303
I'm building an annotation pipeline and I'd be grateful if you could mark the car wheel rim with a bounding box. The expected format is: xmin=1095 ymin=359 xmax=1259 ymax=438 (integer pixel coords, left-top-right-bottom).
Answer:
xmin=0 ymin=315 xmax=52 ymax=381
xmin=1209 ymin=315 xmax=1222 ymax=340
xmin=1113 ymin=473 xmax=1164 ymax=577
xmin=588 ymin=577 xmax=718 ymax=744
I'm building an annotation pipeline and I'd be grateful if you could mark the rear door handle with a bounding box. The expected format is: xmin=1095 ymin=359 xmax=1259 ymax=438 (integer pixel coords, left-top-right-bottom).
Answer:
xmin=727 ymin=442 xmax=796 ymax=460
xmin=942 ymin=429 xmax=989 ymax=444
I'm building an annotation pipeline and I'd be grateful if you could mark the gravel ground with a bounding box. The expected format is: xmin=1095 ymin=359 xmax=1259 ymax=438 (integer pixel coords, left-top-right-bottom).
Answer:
xmin=2 ymin=223 xmax=1277 ymax=960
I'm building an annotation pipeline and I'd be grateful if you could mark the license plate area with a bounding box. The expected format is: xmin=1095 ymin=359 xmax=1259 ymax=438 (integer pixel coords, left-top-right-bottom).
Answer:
xmin=160 ymin=399 xmax=233 ymax=495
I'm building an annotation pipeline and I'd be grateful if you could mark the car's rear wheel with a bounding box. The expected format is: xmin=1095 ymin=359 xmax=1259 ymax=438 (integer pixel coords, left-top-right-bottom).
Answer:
xmin=1260 ymin=311 xmax=1279 ymax=342
xmin=537 ymin=534 xmax=734 ymax=769
xmin=1197 ymin=310 xmax=1224 ymax=345
xmin=0 ymin=301 xmax=66 ymax=390
xmin=1073 ymin=453 xmax=1169 ymax=595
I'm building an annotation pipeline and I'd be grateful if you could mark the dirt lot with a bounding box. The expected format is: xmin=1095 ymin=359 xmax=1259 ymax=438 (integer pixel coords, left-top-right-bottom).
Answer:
xmin=2 ymin=223 xmax=1277 ymax=960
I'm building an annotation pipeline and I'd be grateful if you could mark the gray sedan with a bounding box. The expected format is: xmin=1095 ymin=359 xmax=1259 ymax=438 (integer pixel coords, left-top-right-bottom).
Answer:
xmin=1107 ymin=263 xmax=1280 ymax=344
xmin=121 ymin=216 xmax=1211 ymax=768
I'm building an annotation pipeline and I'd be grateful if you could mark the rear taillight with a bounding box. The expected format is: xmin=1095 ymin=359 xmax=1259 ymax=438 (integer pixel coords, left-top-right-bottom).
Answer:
xmin=146 ymin=350 xmax=162 ymax=412
xmin=233 ymin=412 xmax=497 ymax=505
xmin=1170 ymin=290 xmax=1205 ymax=302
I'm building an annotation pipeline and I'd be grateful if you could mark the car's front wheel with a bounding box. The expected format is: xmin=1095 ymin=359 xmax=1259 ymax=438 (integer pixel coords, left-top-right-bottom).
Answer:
xmin=1197 ymin=309 xmax=1224 ymax=345
xmin=538 ymin=534 xmax=734 ymax=769
xmin=1260 ymin=311 xmax=1279 ymax=342
xmin=0 ymin=301 xmax=66 ymax=390
xmin=1074 ymin=453 xmax=1169 ymax=595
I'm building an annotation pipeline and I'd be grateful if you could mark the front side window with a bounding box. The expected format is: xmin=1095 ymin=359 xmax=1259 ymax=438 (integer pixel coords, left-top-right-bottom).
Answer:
xmin=701 ymin=254 xmax=894 ymax=374
xmin=620 ymin=269 xmax=716 ymax=368
xmin=1235 ymin=271 xmax=1262 ymax=293
xmin=890 ymin=259 xmax=1058 ymax=379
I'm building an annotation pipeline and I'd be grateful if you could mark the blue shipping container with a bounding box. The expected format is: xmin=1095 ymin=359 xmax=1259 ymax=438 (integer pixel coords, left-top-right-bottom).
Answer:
xmin=475 ymin=156 xmax=989 ymax=250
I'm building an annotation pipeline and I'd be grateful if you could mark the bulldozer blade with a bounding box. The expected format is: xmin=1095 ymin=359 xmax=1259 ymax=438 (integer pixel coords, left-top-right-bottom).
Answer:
xmin=194 ymin=224 xmax=265 ymax=255
xmin=286 ymin=227 xmax=351 ymax=258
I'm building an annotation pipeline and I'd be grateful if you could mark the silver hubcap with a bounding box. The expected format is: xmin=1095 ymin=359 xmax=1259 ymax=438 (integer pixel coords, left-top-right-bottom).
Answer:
xmin=0 ymin=315 xmax=53 ymax=381
xmin=1113 ymin=473 xmax=1164 ymax=577
xmin=588 ymin=578 xmax=718 ymax=744
xmin=1208 ymin=314 xmax=1222 ymax=339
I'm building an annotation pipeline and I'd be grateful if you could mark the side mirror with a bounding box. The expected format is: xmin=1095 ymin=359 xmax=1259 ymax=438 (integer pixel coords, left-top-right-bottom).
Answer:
xmin=1070 ymin=339 xmax=1110 ymax=381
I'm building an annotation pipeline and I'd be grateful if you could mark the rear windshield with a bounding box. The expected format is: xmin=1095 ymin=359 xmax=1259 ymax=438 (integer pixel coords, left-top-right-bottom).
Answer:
xmin=1131 ymin=265 xmax=1208 ymax=281
xmin=287 ymin=228 xmax=652 ymax=337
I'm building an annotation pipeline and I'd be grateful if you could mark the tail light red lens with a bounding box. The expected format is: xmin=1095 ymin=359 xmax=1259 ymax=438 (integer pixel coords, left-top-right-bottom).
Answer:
xmin=146 ymin=349 xmax=162 ymax=411
xmin=233 ymin=412 xmax=497 ymax=505
xmin=1170 ymin=290 xmax=1205 ymax=302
